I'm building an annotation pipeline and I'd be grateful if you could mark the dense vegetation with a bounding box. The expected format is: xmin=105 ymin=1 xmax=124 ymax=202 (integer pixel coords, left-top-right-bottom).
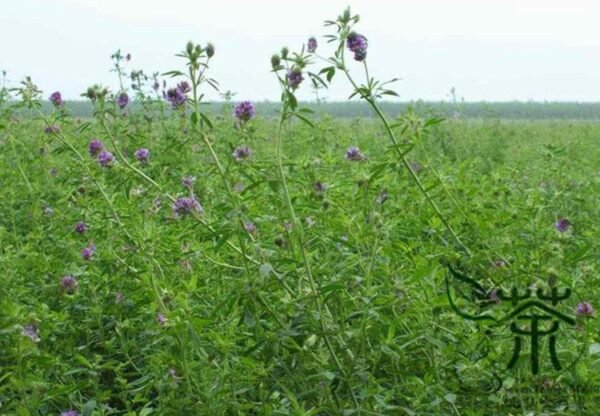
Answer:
xmin=1 ymin=7 xmax=599 ymax=416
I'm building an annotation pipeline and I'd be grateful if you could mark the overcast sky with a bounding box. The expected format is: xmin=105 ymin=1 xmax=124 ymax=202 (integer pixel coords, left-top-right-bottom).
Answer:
xmin=2 ymin=0 xmax=600 ymax=102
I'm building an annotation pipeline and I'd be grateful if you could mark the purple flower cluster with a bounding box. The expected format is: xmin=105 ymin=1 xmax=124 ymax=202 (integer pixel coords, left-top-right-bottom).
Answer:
xmin=234 ymin=101 xmax=256 ymax=123
xmin=97 ymin=150 xmax=114 ymax=167
xmin=117 ymin=92 xmax=129 ymax=109
xmin=346 ymin=32 xmax=368 ymax=61
xmin=244 ymin=221 xmax=257 ymax=234
xmin=232 ymin=145 xmax=252 ymax=161
xmin=172 ymin=197 xmax=203 ymax=216
xmin=313 ymin=181 xmax=328 ymax=195
xmin=135 ymin=148 xmax=150 ymax=164
xmin=164 ymin=82 xmax=190 ymax=109
xmin=489 ymin=289 xmax=500 ymax=304
xmin=345 ymin=146 xmax=366 ymax=161
xmin=45 ymin=125 xmax=61 ymax=134
xmin=555 ymin=218 xmax=571 ymax=233
xmin=88 ymin=139 xmax=104 ymax=156
xmin=81 ymin=244 xmax=96 ymax=260
xmin=576 ymin=302 xmax=595 ymax=317
xmin=182 ymin=176 xmax=196 ymax=188
xmin=61 ymin=275 xmax=78 ymax=293
xmin=61 ymin=411 xmax=79 ymax=416
xmin=49 ymin=91 xmax=64 ymax=107
xmin=307 ymin=37 xmax=318 ymax=53
xmin=177 ymin=81 xmax=191 ymax=94
xmin=75 ymin=221 xmax=86 ymax=234
xmin=287 ymin=68 xmax=304 ymax=89
xmin=157 ymin=313 xmax=168 ymax=325
xmin=22 ymin=324 xmax=40 ymax=343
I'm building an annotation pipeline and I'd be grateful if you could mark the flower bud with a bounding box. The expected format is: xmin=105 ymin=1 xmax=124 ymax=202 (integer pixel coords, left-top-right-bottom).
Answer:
xmin=206 ymin=43 xmax=215 ymax=58
xmin=342 ymin=8 xmax=351 ymax=23
xmin=271 ymin=54 xmax=281 ymax=69
xmin=281 ymin=47 xmax=289 ymax=59
xmin=186 ymin=41 xmax=194 ymax=54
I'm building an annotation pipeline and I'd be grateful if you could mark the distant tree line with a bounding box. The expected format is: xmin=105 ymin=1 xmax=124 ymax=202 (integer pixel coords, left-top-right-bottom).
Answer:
xmin=13 ymin=100 xmax=600 ymax=120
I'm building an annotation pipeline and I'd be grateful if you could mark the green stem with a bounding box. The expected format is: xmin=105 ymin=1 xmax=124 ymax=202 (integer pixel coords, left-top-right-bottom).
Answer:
xmin=36 ymin=111 xmax=137 ymax=245
xmin=341 ymin=68 xmax=472 ymax=257
xmin=275 ymin=98 xmax=359 ymax=408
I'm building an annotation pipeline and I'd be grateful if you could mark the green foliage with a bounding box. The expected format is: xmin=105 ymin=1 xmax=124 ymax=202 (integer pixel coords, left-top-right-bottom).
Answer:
xmin=1 ymin=111 xmax=599 ymax=414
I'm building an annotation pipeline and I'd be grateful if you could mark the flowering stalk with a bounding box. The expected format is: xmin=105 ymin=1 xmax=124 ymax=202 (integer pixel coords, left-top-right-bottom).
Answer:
xmin=12 ymin=78 xmax=138 ymax=246
xmin=271 ymin=44 xmax=359 ymax=408
xmin=97 ymin=117 xmax=268 ymax=272
xmin=322 ymin=8 xmax=472 ymax=257
xmin=164 ymin=41 xmax=218 ymax=129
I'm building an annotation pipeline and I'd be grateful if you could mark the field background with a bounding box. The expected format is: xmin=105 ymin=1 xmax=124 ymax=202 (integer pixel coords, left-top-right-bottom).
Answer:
xmin=1 ymin=104 xmax=600 ymax=414
xmin=23 ymin=100 xmax=600 ymax=120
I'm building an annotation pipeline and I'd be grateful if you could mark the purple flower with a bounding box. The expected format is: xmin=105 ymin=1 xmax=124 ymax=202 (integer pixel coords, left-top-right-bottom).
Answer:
xmin=172 ymin=197 xmax=203 ymax=216
xmin=307 ymin=37 xmax=318 ymax=53
xmin=244 ymin=221 xmax=257 ymax=234
xmin=61 ymin=275 xmax=78 ymax=293
xmin=22 ymin=324 xmax=40 ymax=343
xmin=49 ymin=91 xmax=64 ymax=107
xmin=555 ymin=218 xmax=571 ymax=233
xmin=347 ymin=33 xmax=368 ymax=61
xmin=81 ymin=244 xmax=96 ymax=261
xmin=345 ymin=146 xmax=366 ymax=161
xmin=125 ymin=53 xmax=131 ymax=62
xmin=115 ymin=292 xmax=125 ymax=303
xmin=494 ymin=259 xmax=506 ymax=268
xmin=117 ymin=92 xmax=129 ymax=109
xmin=232 ymin=145 xmax=252 ymax=161
xmin=287 ymin=68 xmax=304 ymax=89
xmin=43 ymin=205 xmax=54 ymax=216
xmin=410 ymin=161 xmax=422 ymax=174
xmin=164 ymin=87 xmax=187 ymax=109
xmin=61 ymin=411 xmax=79 ymax=416
xmin=152 ymin=81 xmax=160 ymax=91
xmin=234 ymin=101 xmax=256 ymax=122
xmin=97 ymin=150 xmax=114 ymax=167
xmin=176 ymin=81 xmax=191 ymax=94
xmin=182 ymin=176 xmax=196 ymax=188
xmin=234 ymin=182 xmax=245 ymax=193
xmin=135 ymin=148 xmax=150 ymax=164
xmin=157 ymin=313 xmax=168 ymax=325
xmin=489 ymin=289 xmax=500 ymax=304
xmin=313 ymin=181 xmax=328 ymax=195
xmin=45 ymin=125 xmax=60 ymax=134
xmin=88 ymin=139 xmax=104 ymax=156
xmin=75 ymin=222 xmax=86 ymax=234
xmin=576 ymin=302 xmax=595 ymax=317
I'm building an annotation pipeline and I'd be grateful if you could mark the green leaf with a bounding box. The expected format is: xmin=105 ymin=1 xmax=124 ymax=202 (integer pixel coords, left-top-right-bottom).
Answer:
xmin=162 ymin=70 xmax=185 ymax=77
xmin=190 ymin=111 xmax=199 ymax=127
xmin=82 ymin=400 xmax=97 ymax=416
xmin=380 ymin=89 xmax=399 ymax=97
xmin=294 ymin=112 xmax=314 ymax=128
xmin=589 ymin=343 xmax=600 ymax=355
xmin=199 ymin=112 xmax=213 ymax=129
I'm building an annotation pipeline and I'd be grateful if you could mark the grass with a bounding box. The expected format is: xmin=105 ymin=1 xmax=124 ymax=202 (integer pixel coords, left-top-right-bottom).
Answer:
xmin=1 ymin=113 xmax=599 ymax=415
